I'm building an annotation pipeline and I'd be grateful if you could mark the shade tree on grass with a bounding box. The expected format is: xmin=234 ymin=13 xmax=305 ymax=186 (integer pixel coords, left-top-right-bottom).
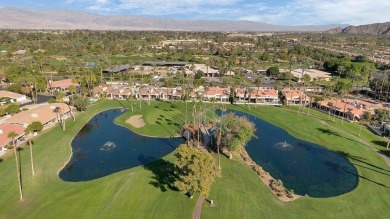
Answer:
xmin=71 ymin=95 xmax=89 ymax=111
xmin=212 ymin=112 xmax=256 ymax=159
xmin=174 ymin=144 xmax=220 ymax=199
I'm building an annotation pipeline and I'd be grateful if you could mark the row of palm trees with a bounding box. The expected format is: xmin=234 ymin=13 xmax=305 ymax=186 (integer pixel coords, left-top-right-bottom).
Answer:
xmin=7 ymin=122 xmax=42 ymax=200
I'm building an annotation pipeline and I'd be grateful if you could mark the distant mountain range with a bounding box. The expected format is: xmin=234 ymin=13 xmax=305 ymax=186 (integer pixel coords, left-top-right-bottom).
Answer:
xmin=0 ymin=8 xmax=345 ymax=32
xmin=326 ymin=22 xmax=390 ymax=35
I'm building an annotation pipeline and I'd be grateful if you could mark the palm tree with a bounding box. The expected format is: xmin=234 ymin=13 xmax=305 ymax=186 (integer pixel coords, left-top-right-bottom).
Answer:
xmin=8 ymin=131 xmax=23 ymax=200
xmin=128 ymin=94 xmax=134 ymax=112
xmin=254 ymin=76 xmax=264 ymax=108
xmin=24 ymin=126 xmax=35 ymax=176
xmin=220 ymin=104 xmax=227 ymax=117
xmin=212 ymin=117 xmax=224 ymax=170
xmin=210 ymin=97 xmax=216 ymax=120
xmin=247 ymin=87 xmax=254 ymax=111
xmin=182 ymin=88 xmax=189 ymax=125
xmin=140 ymin=66 xmax=145 ymax=86
xmin=54 ymin=106 xmax=65 ymax=131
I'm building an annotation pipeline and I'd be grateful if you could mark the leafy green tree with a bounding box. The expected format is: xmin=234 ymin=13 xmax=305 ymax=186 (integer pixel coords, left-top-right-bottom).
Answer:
xmin=72 ymin=95 xmax=89 ymax=111
xmin=219 ymin=113 xmax=256 ymax=152
xmin=374 ymin=108 xmax=390 ymax=124
xmin=5 ymin=104 xmax=20 ymax=115
xmin=48 ymin=98 xmax=57 ymax=103
xmin=6 ymin=83 xmax=23 ymax=94
xmin=30 ymin=121 xmax=43 ymax=133
xmin=174 ymin=145 xmax=220 ymax=198
xmin=323 ymin=59 xmax=340 ymax=71
xmin=53 ymin=90 xmax=65 ymax=102
xmin=359 ymin=112 xmax=371 ymax=137
xmin=267 ymin=66 xmax=280 ymax=77
xmin=302 ymin=74 xmax=311 ymax=85
xmin=278 ymin=91 xmax=287 ymax=105
xmin=354 ymin=55 xmax=368 ymax=63
xmin=261 ymin=51 xmax=270 ymax=61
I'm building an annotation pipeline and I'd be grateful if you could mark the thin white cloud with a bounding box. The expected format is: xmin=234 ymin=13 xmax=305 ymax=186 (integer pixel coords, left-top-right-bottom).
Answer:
xmin=298 ymin=0 xmax=390 ymax=25
xmin=68 ymin=0 xmax=390 ymax=25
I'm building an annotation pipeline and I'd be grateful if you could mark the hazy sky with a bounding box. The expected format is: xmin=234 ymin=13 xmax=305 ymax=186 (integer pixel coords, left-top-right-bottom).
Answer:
xmin=1 ymin=0 xmax=389 ymax=25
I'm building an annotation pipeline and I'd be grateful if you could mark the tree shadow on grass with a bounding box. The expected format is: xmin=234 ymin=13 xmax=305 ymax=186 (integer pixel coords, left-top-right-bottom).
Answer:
xmin=317 ymin=128 xmax=361 ymax=145
xmin=0 ymin=158 xmax=3 ymax=163
xmin=116 ymin=100 xmax=127 ymax=109
xmin=142 ymin=158 xmax=179 ymax=192
xmin=372 ymin=140 xmax=386 ymax=147
xmin=336 ymin=151 xmax=390 ymax=188
xmin=372 ymin=140 xmax=390 ymax=150
xmin=380 ymin=150 xmax=390 ymax=157
xmin=156 ymin=120 xmax=177 ymax=137
xmin=324 ymin=159 xmax=390 ymax=189
xmin=338 ymin=151 xmax=390 ymax=173
xmin=17 ymin=147 xmax=24 ymax=189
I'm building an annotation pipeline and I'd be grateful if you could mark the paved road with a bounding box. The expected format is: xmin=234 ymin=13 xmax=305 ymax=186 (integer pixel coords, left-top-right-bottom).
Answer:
xmin=193 ymin=194 xmax=205 ymax=219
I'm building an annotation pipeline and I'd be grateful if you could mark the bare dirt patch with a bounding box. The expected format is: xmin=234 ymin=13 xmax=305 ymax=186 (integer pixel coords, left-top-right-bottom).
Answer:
xmin=126 ymin=115 xmax=145 ymax=128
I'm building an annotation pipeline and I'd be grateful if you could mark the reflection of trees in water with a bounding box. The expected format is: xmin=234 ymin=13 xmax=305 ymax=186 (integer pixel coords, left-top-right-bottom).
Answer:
xmin=94 ymin=117 xmax=100 ymax=129
xmin=74 ymin=149 xmax=86 ymax=161
xmin=65 ymin=160 xmax=74 ymax=173
xmin=78 ymin=123 xmax=94 ymax=138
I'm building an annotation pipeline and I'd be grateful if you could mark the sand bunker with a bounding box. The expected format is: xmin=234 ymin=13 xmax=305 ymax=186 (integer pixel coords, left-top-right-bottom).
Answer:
xmin=126 ymin=115 xmax=145 ymax=128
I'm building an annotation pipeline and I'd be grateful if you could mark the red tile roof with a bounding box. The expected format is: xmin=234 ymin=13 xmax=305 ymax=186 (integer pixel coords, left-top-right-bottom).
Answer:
xmin=0 ymin=123 xmax=25 ymax=147
xmin=47 ymin=79 xmax=79 ymax=89
xmin=6 ymin=103 xmax=73 ymax=126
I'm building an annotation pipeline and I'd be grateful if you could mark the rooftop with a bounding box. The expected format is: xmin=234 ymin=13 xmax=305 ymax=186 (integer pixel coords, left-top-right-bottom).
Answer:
xmin=0 ymin=123 xmax=25 ymax=147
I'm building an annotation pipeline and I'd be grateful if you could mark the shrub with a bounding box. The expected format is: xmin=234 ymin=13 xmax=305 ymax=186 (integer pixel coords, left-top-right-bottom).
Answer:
xmin=48 ymin=98 xmax=57 ymax=103
xmin=5 ymin=104 xmax=20 ymax=115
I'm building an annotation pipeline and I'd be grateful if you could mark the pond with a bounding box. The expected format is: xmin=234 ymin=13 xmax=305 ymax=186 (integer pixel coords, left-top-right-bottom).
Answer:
xmin=224 ymin=110 xmax=358 ymax=198
xmin=59 ymin=109 xmax=183 ymax=182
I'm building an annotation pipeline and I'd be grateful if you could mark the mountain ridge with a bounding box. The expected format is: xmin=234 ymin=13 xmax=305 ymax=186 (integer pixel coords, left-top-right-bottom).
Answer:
xmin=326 ymin=22 xmax=390 ymax=35
xmin=0 ymin=7 xmax=345 ymax=32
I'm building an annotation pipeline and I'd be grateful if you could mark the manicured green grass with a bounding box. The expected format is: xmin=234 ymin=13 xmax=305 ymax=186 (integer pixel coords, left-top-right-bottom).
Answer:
xmin=0 ymin=100 xmax=389 ymax=218
xmin=0 ymin=100 xmax=196 ymax=218
xmin=116 ymin=100 xmax=195 ymax=137
xmin=202 ymin=105 xmax=390 ymax=218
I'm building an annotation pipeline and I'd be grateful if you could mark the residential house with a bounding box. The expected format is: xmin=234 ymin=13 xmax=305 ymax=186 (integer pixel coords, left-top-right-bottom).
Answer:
xmin=202 ymin=86 xmax=230 ymax=102
xmin=0 ymin=123 xmax=25 ymax=151
xmin=105 ymin=87 xmax=133 ymax=99
xmin=6 ymin=103 xmax=73 ymax=128
xmin=235 ymin=87 xmax=279 ymax=104
xmin=282 ymin=88 xmax=310 ymax=105
xmin=47 ymin=79 xmax=79 ymax=92
xmin=249 ymin=88 xmax=279 ymax=104
xmin=92 ymin=86 xmax=108 ymax=98
xmin=0 ymin=90 xmax=28 ymax=104
xmin=316 ymin=98 xmax=373 ymax=121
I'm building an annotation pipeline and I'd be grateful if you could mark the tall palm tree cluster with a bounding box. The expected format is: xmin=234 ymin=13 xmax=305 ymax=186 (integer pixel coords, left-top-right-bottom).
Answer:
xmin=369 ymin=70 xmax=390 ymax=101
xmin=7 ymin=123 xmax=40 ymax=201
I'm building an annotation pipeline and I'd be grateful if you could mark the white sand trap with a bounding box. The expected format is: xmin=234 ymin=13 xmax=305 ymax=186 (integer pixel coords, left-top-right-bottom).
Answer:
xmin=126 ymin=115 xmax=145 ymax=128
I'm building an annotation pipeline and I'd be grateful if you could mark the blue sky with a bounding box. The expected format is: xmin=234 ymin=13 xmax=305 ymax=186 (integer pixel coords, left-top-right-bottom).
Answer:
xmin=1 ymin=0 xmax=390 ymax=25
